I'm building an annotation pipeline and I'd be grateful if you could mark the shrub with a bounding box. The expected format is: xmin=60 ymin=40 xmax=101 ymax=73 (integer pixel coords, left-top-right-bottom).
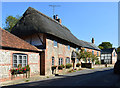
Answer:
xmin=66 ymin=64 xmax=72 ymax=69
xmin=95 ymin=60 xmax=101 ymax=65
xmin=76 ymin=63 xmax=80 ymax=67
xmin=58 ymin=65 xmax=65 ymax=69
xmin=51 ymin=65 xmax=57 ymax=70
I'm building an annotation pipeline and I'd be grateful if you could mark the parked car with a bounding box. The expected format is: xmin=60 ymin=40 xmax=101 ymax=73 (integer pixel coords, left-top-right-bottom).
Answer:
xmin=114 ymin=60 xmax=120 ymax=74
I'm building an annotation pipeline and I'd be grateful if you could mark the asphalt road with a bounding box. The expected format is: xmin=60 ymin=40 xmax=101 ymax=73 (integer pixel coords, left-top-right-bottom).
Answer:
xmin=2 ymin=67 xmax=120 ymax=88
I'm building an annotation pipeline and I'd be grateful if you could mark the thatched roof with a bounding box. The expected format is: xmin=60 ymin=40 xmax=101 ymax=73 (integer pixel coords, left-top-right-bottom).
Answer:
xmin=11 ymin=7 xmax=100 ymax=51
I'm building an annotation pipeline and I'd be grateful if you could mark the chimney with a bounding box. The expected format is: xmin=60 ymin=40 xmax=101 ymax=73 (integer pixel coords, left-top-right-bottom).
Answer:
xmin=53 ymin=14 xmax=62 ymax=24
xmin=92 ymin=38 xmax=94 ymax=44
xmin=58 ymin=18 xmax=62 ymax=24
xmin=56 ymin=15 xmax=58 ymax=19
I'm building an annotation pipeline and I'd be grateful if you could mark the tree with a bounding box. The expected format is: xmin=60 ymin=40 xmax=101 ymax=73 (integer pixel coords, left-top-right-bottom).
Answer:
xmin=4 ymin=15 xmax=21 ymax=32
xmin=117 ymin=46 xmax=120 ymax=53
xmin=76 ymin=49 xmax=99 ymax=64
xmin=98 ymin=42 xmax=112 ymax=49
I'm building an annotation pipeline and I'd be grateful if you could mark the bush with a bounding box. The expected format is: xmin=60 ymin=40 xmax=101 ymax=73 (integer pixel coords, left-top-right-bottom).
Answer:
xmin=95 ymin=60 xmax=101 ymax=65
xmin=76 ymin=63 xmax=80 ymax=67
xmin=51 ymin=65 xmax=57 ymax=70
xmin=58 ymin=65 xmax=65 ymax=70
xmin=66 ymin=64 xmax=72 ymax=69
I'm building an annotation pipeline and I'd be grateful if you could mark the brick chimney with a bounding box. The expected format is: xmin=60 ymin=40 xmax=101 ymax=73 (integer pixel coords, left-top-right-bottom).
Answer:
xmin=92 ymin=38 xmax=94 ymax=44
xmin=53 ymin=14 xmax=61 ymax=24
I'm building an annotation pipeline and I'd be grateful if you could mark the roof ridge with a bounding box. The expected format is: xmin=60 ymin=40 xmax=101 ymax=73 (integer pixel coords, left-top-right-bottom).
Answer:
xmin=25 ymin=7 xmax=71 ymax=32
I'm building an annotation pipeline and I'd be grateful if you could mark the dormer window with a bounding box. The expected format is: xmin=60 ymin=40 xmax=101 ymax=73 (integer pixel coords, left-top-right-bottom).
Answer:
xmin=54 ymin=40 xmax=57 ymax=47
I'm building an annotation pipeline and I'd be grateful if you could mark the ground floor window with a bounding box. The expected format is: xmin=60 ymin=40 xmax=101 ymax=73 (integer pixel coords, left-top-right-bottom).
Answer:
xmin=13 ymin=54 xmax=27 ymax=67
xmin=59 ymin=58 xmax=63 ymax=65
xmin=52 ymin=57 xmax=55 ymax=66
xmin=66 ymin=57 xmax=70 ymax=64
xmin=76 ymin=58 xmax=79 ymax=63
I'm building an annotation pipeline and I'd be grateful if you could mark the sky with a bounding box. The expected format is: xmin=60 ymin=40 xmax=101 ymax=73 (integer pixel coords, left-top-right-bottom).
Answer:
xmin=1 ymin=2 xmax=118 ymax=47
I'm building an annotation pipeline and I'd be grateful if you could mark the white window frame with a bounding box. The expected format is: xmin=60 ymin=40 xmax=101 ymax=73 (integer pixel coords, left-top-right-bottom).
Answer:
xmin=59 ymin=58 xmax=63 ymax=65
xmin=68 ymin=45 xmax=70 ymax=50
xmin=66 ymin=57 xmax=70 ymax=64
xmin=54 ymin=40 xmax=57 ymax=47
xmin=13 ymin=54 xmax=27 ymax=67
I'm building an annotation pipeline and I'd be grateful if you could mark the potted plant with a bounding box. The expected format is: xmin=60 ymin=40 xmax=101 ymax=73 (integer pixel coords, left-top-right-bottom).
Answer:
xmin=76 ymin=63 xmax=80 ymax=67
xmin=58 ymin=65 xmax=65 ymax=70
xmin=66 ymin=64 xmax=72 ymax=69
xmin=51 ymin=65 xmax=57 ymax=70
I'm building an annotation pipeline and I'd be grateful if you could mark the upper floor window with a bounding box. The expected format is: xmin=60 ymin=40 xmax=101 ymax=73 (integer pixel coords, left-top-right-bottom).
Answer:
xmin=97 ymin=52 xmax=99 ymax=56
xmin=68 ymin=45 xmax=70 ymax=50
xmin=66 ymin=57 xmax=70 ymax=64
xmin=114 ymin=52 xmax=116 ymax=57
xmin=54 ymin=40 xmax=57 ymax=47
xmin=92 ymin=50 xmax=94 ymax=55
xmin=52 ymin=57 xmax=55 ymax=66
xmin=13 ymin=54 xmax=27 ymax=67
xmin=76 ymin=48 xmax=78 ymax=52
xmin=84 ymin=49 xmax=87 ymax=52
xmin=59 ymin=58 xmax=63 ymax=65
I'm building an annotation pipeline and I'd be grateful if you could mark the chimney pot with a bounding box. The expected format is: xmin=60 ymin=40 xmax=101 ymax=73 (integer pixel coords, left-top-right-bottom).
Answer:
xmin=92 ymin=38 xmax=94 ymax=44
xmin=56 ymin=15 xmax=58 ymax=19
xmin=53 ymin=15 xmax=56 ymax=19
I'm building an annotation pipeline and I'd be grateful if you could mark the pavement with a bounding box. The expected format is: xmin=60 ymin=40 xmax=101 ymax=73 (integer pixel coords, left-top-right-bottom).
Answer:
xmin=1 ymin=66 xmax=120 ymax=88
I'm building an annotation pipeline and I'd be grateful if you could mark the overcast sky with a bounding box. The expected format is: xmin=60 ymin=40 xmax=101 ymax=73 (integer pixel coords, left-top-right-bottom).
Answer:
xmin=2 ymin=2 xmax=118 ymax=47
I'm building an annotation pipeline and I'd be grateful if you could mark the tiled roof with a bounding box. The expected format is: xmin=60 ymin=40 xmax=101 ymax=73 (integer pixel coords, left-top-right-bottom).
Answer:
xmin=0 ymin=27 xmax=40 ymax=52
xmin=101 ymin=48 xmax=116 ymax=54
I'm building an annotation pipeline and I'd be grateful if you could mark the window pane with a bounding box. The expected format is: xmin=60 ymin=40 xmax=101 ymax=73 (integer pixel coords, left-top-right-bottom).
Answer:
xmin=66 ymin=58 xmax=70 ymax=64
xmin=68 ymin=45 xmax=70 ymax=50
xmin=76 ymin=48 xmax=78 ymax=51
xmin=14 ymin=55 xmax=17 ymax=60
xmin=61 ymin=58 xmax=63 ymax=65
xmin=52 ymin=57 xmax=54 ymax=66
xmin=14 ymin=60 xmax=17 ymax=63
xmin=54 ymin=40 xmax=57 ymax=47
xmin=59 ymin=58 xmax=60 ymax=65
xmin=23 ymin=56 xmax=26 ymax=59
xmin=23 ymin=60 xmax=26 ymax=63
xmin=13 ymin=64 xmax=17 ymax=67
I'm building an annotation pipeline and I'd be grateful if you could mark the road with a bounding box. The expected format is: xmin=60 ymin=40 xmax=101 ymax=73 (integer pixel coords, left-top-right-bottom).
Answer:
xmin=2 ymin=67 xmax=120 ymax=88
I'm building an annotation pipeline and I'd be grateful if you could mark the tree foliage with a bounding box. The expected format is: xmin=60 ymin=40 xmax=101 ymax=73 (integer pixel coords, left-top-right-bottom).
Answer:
xmin=98 ymin=42 xmax=112 ymax=49
xmin=76 ymin=49 xmax=98 ymax=64
xmin=4 ymin=15 xmax=21 ymax=32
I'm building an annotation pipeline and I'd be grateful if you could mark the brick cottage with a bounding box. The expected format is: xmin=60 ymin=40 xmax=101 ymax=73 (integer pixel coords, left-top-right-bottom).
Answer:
xmin=0 ymin=27 xmax=42 ymax=82
xmin=11 ymin=7 xmax=101 ymax=76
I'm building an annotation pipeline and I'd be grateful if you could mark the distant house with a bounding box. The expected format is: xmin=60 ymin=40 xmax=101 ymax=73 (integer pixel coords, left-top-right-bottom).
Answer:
xmin=101 ymin=48 xmax=117 ymax=64
xmin=11 ymin=7 xmax=101 ymax=76
xmin=0 ymin=27 xmax=41 ymax=82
